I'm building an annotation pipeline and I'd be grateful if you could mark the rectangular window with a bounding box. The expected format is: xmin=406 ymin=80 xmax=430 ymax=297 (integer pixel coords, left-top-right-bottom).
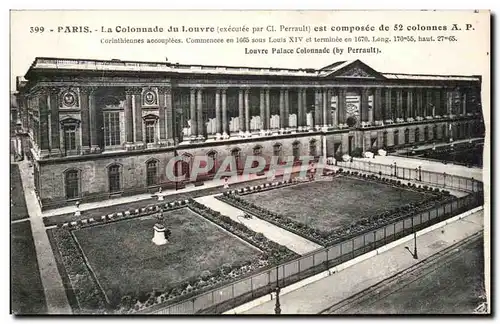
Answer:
xmin=145 ymin=121 xmax=156 ymax=144
xmin=104 ymin=112 xmax=120 ymax=146
xmin=63 ymin=125 xmax=77 ymax=151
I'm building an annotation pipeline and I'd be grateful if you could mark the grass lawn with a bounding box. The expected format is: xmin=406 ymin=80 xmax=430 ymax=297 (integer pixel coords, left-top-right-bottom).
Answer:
xmin=242 ymin=176 xmax=428 ymax=232
xmin=11 ymin=164 xmax=29 ymax=221
xmin=11 ymin=221 xmax=47 ymax=314
xmin=350 ymin=236 xmax=485 ymax=314
xmin=44 ymin=177 xmax=276 ymax=227
xmin=72 ymin=207 xmax=260 ymax=304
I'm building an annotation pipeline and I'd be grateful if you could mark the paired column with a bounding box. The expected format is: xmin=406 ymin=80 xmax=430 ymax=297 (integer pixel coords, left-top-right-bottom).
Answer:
xmin=279 ymin=89 xmax=285 ymax=129
xmin=415 ymin=89 xmax=423 ymax=117
xmin=360 ymin=88 xmax=370 ymax=122
xmin=448 ymin=89 xmax=454 ymax=115
xmin=284 ymin=89 xmax=290 ymax=129
xmin=297 ymin=88 xmax=303 ymax=128
xmin=322 ymin=89 xmax=328 ymax=127
xmin=338 ymin=88 xmax=346 ymax=125
xmin=215 ymin=89 xmax=221 ymax=138
xmin=238 ymin=89 xmax=245 ymax=133
xmin=395 ymin=89 xmax=403 ymax=120
xmin=48 ymin=88 xmax=60 ymax=155
xmin=384 ymin=88 xmax=392 ymax=121
xmin=221 ymin=88 xmax=228 ymax=137
xmin=133 ymin=88 xmax=143 ymax=144
xmin=373 ymin=88 xmax=383 ymax=122
xmin=189 ymin=88 xmax=197 ymax=139
xmin=265 ymin=89 xmax=270 ymax=130
xmin=314 ymin=89 xmax=322 ymax=127
xmin=244 ymin=89 xmax=250 ymax=134
xmin=196 ymin=88 xmax=204 ymax=139
xmin=260 ymin=88 xmax=266 ymax=131
xmin=38 ymin=89 xmax=50 ymax=152
xmin=158 ymin=87 xmax=167 ymax=142
xmin=425 ymin=89 xmax=433 ymax=117
xmin=125 ymin=88 xmax=135 ymax=144
xmin=301 ymin=88 xmax=307 ymax=128
xmin=80 ymin=87 xmax=91 ymax=153
xmin=406 ymin=90 xmax=413 ymax=119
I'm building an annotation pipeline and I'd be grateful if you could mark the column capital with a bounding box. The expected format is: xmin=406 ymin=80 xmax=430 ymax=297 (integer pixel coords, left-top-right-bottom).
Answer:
xmin=157 ymin=87 xmax=172 ymax=95
xmin=126 ymin=87 xmax=142 ymax=95
xmin=80 ymin=86 xmax=99 ymax=95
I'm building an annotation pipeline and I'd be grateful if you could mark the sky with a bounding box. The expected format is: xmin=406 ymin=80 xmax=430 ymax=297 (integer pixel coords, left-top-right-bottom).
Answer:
xmin=10 ymin=10 xmax=490 ymax=90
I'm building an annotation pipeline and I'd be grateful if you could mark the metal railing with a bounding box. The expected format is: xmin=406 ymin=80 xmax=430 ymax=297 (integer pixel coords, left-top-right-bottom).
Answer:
xmin=140 ymin=188 xmax=483 ymax=314
xmin=336 ymin=160 xmax=483 ymax=194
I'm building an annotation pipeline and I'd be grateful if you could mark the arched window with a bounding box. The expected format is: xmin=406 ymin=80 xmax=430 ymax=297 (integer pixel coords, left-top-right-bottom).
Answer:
xmin=433 ymin=124 xmax=438 ymax=139
xmin=207 ymin=151 xmax=217 ymax=175
xmin=108 ymin=164 xmax=121 ymax=193
xmin=424 ymin=126 xmax=429 ymax=141
xmin=442 ymin=125 xmax=447 ymax=139
xmin=176 ymin=154 xmax=192 ymax=180
xmin=310 ymin=139 xmax=318 ymax=158
xmin=65 ymin=169 xmax=80 ymax=200
xmin=404 ymin=129 xmax=410 ymax=144
xmin=292 ymin=141 xmax=301 ymax=162
xmin=383 ymin=131 xmax=388 ymax=148
xmin=415 ymin=128 xmax=420 ymax=143
xmin=394 ymin=130 xmax=399 ymax=146
xmin=231 ymin=148 xmax=242 ymax=171
xmin=146 ymin=160 xmax=159 ymax=187
xmin=273 ymin=143 xmax=283 ymax=163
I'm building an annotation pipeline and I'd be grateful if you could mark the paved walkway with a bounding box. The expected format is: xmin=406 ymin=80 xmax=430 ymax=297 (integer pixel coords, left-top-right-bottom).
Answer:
xmin=239 ymin=210 xmax=484 ymax=314
xmin=357 ymin=155 xmax=483 ymax=181
xmin=194 ymin=195 xmax=322 ymax=255
xmin=18 ymin=160 xmax=72 ymax=314
xmin=42 ymin=163 xmax=319 ymax=218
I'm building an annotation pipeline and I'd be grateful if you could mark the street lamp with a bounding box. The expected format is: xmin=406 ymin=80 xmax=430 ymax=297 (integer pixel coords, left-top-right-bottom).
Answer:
xmin=275 ymin=266 xmax=281 ymax=315
xmin=413 ymin=231 xmax=418 ymax=260
xmin=394 ymin=162 xmax=397 ymax=177
xmin=418 ymin=165 xmax=422 ymax=182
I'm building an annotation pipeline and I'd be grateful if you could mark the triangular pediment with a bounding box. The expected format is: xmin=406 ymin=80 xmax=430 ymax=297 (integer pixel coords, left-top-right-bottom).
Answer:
xmin=321 ymin=60 xmax=386 ymax=80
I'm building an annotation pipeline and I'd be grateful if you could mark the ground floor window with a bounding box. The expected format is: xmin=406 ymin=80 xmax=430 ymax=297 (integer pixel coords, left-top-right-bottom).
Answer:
xmin=108 ymin=164 xmax=121 ymax=193
xmin=65 ymin=170 xmax=80 ymax=199
xmin=146 ymin=160 xmax=158 ymax=187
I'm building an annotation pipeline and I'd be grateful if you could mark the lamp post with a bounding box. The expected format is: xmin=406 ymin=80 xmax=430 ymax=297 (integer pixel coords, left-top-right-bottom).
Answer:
xmin=418 ymin=165 xmax=422 ymax=182
xmin=275 ymin=266 xmax=281 ymax=315
xmin=413 ymin=231 xmax=418 ymax=260
xmin=393 ymin=162 xmax=397 ymax=177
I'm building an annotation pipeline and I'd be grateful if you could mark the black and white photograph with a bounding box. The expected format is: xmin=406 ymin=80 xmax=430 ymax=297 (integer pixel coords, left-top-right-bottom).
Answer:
xmin=8 ymin=9 xmax=490 ymax=316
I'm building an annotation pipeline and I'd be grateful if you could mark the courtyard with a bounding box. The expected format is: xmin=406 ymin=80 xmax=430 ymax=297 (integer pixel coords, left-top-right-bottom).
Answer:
xmin=241 ymin=176 xmax=430 ymax=233
xmin=70 ymin=207 xmax=261 ymax=307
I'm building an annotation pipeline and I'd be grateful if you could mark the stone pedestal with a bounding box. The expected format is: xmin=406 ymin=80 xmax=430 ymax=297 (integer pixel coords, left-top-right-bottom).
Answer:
xmin=152 ymin=223 xmax=168 ymax=246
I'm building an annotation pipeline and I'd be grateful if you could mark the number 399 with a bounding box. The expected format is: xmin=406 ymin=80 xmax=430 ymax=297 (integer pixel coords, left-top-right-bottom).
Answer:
xmin=30 ymin=26 xmax=44 ymax=33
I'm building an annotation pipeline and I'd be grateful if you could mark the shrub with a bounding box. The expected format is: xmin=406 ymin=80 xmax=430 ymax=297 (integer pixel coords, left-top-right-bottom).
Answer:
xmin=200 ymin=270 xmax=211 ymax=281
xmin=351 ymin=147 xmax=363 ymax=158
xmin=255 ymin=232 xmax=265 ymax=241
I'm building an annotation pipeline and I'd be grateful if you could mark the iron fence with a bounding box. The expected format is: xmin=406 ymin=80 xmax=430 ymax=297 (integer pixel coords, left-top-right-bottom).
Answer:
xmin=336 ymin=160 xmax=483 ymax=194
xmin=142 ymin=189 xmax=482 ymax=315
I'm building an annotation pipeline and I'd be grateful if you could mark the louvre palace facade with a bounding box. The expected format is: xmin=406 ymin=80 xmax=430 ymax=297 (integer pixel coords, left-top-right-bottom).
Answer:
xmin=15 ymin=57 xmax=484 ymax=209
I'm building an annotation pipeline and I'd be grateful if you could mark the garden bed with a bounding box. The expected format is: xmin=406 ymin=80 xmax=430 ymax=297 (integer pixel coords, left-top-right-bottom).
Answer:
xmin=48 ymin=199 xmax=297 ymax=314
xmin=217 ymin=170 xmax=455 ymax=246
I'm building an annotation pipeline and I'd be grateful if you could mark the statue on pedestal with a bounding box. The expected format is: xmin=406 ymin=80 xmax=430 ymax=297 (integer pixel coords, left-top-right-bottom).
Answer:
xmin=152 ymin=213 xmax=171 ymax=246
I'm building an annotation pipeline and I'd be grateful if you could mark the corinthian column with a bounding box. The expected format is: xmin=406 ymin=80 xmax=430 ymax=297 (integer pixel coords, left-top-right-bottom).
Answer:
xmin=215 ymin=88 xmax=222 ymax=139
xmin=244 ymin=89 xmax=250 ymax=135
xmin=189 ymin=88 xmax=197 ymax=140
xmin=221 ymin=88 xmax=229 ymax=139
xmin=238 ymin=89 xmax=245 ymax=134
xmin=196 ymin=88 xmax=204 ymax=140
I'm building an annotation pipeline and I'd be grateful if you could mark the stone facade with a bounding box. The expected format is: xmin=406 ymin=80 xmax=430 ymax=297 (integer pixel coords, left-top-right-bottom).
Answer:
xmin=16 ymin=57 xmax=485 ymax=209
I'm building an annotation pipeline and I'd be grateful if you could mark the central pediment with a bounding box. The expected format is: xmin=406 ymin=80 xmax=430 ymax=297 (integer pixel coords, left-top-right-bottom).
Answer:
xmin=320 ymin=59 xmax=386 ymax=80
